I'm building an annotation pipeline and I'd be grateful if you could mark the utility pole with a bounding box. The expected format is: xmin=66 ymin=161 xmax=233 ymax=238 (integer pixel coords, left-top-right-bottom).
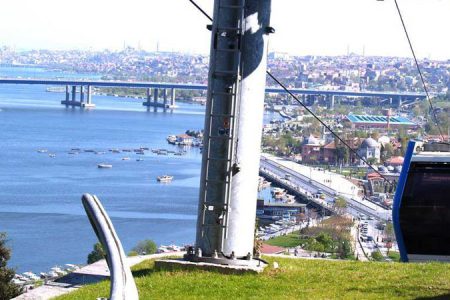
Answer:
xmin=188 ymin=0 xmax=272 ymax=265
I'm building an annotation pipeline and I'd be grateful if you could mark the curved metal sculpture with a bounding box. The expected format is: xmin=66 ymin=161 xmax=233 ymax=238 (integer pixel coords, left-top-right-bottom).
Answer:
xmin=82 ymin=194 xmax=139 ymax=300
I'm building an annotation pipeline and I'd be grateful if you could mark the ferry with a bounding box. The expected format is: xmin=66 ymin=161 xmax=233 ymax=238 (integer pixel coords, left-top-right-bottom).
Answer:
xmin=97 ymin=163 xmax=112 ymax=169
xmin=157 ymin=175 xmax=173 ymax=182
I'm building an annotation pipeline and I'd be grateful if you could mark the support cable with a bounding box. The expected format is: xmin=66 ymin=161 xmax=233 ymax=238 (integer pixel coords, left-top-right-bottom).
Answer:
xmin=393 ymin=0 xmax=444 ymax=141
xmin=187 ymin=0 xmax=393 ymax=184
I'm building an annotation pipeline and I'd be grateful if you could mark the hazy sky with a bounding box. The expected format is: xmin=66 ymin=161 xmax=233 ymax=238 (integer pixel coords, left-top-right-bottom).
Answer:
xmin=0 ymin=0 xmax=449 ymax=59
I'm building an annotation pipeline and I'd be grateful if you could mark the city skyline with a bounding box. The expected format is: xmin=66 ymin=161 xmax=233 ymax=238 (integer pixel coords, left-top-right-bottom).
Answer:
xmin=0 ymin=0 xmax=449 ymax=60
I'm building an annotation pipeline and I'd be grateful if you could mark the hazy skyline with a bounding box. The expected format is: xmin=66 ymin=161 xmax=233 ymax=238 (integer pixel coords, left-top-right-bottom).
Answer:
xmin=0 ymin=0 xmax=449 ymax=60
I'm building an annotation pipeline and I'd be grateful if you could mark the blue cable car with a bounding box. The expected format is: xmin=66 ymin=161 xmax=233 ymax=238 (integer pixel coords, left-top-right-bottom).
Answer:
xmin=393 ymin=140 xmax=450 ymax=262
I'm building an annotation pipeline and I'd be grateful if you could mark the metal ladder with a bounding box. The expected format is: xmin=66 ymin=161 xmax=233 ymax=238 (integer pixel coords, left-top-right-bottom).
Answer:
xmin=199 ymin=0 xmax=246 ymax=250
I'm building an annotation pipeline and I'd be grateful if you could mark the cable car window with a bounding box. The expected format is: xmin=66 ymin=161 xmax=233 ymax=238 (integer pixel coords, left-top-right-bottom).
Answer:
xmin=400 ymin=162 xmax=450 ymax=256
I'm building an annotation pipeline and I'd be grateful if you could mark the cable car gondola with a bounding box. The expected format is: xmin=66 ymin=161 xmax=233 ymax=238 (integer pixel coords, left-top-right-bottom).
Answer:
xmin=393 ymin=140 xmax=450 ymax=262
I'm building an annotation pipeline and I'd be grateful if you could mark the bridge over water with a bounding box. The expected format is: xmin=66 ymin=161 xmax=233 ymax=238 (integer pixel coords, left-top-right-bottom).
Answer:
xmin=0 ymin=78 xmax=427 ymax=110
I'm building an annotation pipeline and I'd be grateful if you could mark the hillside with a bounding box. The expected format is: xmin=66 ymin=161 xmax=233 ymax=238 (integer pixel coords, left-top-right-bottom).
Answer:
xmin=55 ymin=256 xmax=450 ymax=300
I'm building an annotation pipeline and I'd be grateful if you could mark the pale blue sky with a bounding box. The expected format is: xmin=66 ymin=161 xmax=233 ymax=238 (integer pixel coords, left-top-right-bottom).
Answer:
xmin=0 ymin=0 xmax=448 ymax=59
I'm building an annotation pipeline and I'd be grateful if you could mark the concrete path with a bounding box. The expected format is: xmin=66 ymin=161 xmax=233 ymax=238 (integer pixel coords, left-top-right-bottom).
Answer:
xmin=13 ymin=252 xmax=184 ymax=300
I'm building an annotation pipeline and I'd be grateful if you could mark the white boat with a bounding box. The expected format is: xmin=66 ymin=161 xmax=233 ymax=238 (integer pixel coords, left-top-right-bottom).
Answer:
xmin=37 ymin=149 xmax=48 ymax=153
xmin=136 ymin=158 xmax=144 ymax=161
xmin=167 ymin=135 xmax=177 ymax=144
xmin=22 ymin=272 xmax=40 ymax=281
xmin=98 ymin=163 xmax=112 ymax=169
xmin=51 ymin=266 xmax=67 ymax=276
xmin=48 ymin=153 xmax=56 ymax=158
xmin=157 ymin=175 xmax=173 ymax=182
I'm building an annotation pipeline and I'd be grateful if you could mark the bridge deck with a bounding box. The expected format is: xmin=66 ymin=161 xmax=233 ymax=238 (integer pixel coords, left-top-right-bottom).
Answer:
xmin=0 ymin=78 xmax=427 ymax=99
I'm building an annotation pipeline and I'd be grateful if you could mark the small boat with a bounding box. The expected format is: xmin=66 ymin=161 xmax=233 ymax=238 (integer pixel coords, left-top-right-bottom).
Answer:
xmin=48 ymin=153 xmax=56 ymax=158
xmin=22 ymin=272 xmax=40 ymax=281
xmin=136 ymin=158 xmax=144 ymax=161
xmin=98 ymin=163 xmax=112 ymax=169
xmin=37 ymin=149 xmax=48 ymax=153
xmin=51 ymin=266 xmax=67 ymax=276
xmin=68 ymin=151 xmax=79 ymax=155
xmin=84 ymin=149 xmax=95 ymax=153
xmin=95 ymin=151 xmax=106 ymax=155
xmin=122 ymin=157 xmax=130 ymax=161
xmin=157 ymin=175 xmax=173 ymax=182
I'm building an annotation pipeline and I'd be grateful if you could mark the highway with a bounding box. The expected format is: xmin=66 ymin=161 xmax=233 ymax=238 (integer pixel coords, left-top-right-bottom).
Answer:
xmin=0 ymin=78 xmax=427 ymax=100
xmin=260 ymin=153 xmax=391 ymax=221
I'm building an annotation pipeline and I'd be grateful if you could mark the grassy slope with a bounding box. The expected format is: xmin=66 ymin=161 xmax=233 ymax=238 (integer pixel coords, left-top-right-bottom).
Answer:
xmin=55 ymin=257 xmax=450 ymax=300
xmin=264 ymin=231 xmax=302 ymax=248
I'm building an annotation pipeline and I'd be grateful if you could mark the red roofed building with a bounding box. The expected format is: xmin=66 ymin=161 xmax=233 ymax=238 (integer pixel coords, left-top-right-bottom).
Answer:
xmin=385 ymin=156 xmax=404 ymax=166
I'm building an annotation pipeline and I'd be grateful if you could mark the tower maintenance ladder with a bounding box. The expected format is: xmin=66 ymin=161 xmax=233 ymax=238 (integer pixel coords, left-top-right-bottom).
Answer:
xmin=199 ymin=0 xmax=246 ymax=253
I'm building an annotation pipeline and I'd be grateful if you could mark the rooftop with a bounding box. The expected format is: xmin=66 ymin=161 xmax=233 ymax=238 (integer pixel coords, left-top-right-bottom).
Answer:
xmin=347 ymin=114 xmax=416 ymax=126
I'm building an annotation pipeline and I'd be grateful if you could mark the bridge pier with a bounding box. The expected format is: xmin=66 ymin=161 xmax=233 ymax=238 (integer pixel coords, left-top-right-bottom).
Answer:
xmin=80 ymin=86 xmax=84 ymax=104
xmin=397 ymin=96 xmax=403 ymax=108
xmin=143 ymin=87 xmax=175 ymax=111
xmin=163 ymin=88 xmax=167 ymax=110
xmin=327 ymin=95 xmax=335 ymax=110
xmin=170 ymin=88 xmax=176 ymax=107
xmin=61 ymin=85 xmax=95 ymax=108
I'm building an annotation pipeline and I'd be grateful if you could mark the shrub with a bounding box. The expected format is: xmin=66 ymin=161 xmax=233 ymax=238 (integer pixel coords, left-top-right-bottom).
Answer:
xmin=132 ymin=240 xmax=157 ymax=255
xmin=87 ymin=242 xmax=106 ymax=264
xmin=0 ymin=232 xmax=22 ymax=299
xmin=371 ymin=250 xmax=384 ymax=261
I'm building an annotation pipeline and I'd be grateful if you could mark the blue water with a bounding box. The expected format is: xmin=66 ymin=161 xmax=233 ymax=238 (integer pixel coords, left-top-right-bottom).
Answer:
xmin=0 ymin=67 xmax=208 ymax=273
xmin=0 ymin=66 xmax=279 ymax=273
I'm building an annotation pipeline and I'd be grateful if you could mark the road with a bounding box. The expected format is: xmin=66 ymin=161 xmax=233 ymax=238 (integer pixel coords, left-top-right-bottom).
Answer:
xmin=260 ymin=153 xmax=391 ymax=221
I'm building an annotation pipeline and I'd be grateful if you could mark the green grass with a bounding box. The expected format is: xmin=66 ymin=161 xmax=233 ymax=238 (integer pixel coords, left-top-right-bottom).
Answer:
xmin=265 ymin=231 xmax=302 ymax=248
xmin=388 ymin=251 xmax=401 ymax=262
xmin=55 ymin=257 xmax=450 ymax=300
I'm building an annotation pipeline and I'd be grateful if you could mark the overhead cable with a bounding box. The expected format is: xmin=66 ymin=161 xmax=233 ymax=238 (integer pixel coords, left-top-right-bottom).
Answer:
xmin=187 ymin=0 xmax=393 ymax=184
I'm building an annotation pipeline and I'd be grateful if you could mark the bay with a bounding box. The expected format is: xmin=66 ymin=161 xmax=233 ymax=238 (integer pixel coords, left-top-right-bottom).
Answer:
xmin=0 ymin=66 xmax=280 ymax=273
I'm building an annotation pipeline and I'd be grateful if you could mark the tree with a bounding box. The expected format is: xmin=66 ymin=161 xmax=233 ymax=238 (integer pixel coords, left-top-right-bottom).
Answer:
xmin=334 ymin=196 xmax=348 ymax=215
xmin=381 ymin=143 xmax=394 ymax=162
xmin=132 ymin=240 xmax=157 ymax=255
xmin=366 ymin=157 xmax=378 ymax=166
xmin=335 ymin=144 xmax=350 ymax=165
xmin=0 ymin=233 xmax=22 ymax=299
xmin=383 ymin=222 xmax=396 ymax=254
xmin=87 ymin=242 xmax=106 ymax=264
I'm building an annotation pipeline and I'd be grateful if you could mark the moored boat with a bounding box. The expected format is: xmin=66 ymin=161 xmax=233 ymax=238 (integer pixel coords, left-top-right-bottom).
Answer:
xmin=97 ymin=163 xmax=112 ymax=169
xmin=157 ymin=175 xmax=173 ymax=182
